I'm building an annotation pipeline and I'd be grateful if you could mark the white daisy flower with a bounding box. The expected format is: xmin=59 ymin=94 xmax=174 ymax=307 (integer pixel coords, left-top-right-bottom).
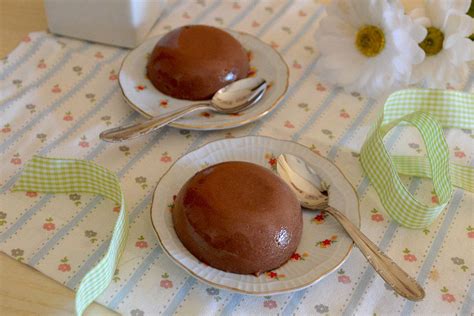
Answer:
xmin=409 ymin=0 xmax=474 ymax=88
xmin=315 ymin=0 xmax=426 ymax=98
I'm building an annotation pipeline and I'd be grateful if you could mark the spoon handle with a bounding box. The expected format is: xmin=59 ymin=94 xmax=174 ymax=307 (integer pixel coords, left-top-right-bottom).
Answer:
xmin=100 ymin=103 xmax=211 ymax=142
xmin=324 ymin=206 xmax=425 ymax=301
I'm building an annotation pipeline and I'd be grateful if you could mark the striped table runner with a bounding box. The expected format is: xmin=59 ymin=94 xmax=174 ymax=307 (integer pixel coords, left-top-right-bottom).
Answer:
xmin=1 ymin=0 xmax=473 ymax=315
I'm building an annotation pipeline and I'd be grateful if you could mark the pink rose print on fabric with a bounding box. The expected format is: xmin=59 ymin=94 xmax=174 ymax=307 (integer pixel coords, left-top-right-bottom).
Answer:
xmin=78 ymin=135 xmax=89 ymax=148
xmin=337 ymin=269 xmax=351 ymax=284
xmin=51 ymin=84 xmax=61 ymax=93
xmin=161 ymin=152 xmax=172 ymax=163
xmin=37 ymin=59 xmax=47 ymax=69
xmin=160 ymin=273 xmax=173 ymax=289
xmin=26 ymin=191 xmax=38 ymax=198
xmin=10 ymin=153 xmax=21 ymax=165
xmin=263 ymin=299 xmax=277 ymax=309
xmin=1 ymin=124 xmax=11 ymax=133
xmin=109 ymin=70 xmax=118 ymax=80
xmin=454 ymin=146 xmax=466 ymax=158
xmin=58 ymin=257 xmax=71 ymax=272
xmin=135 ymin=235 xmax=148 ymax=249
xmin=370 ymin=209 xmax=384 ymax=222
xmin=441 ymin=287 xmax=455 ymax=303
xmin=43 ymin=217 xmax=55 ymax=231
xmin=403 ymin=248 xmax=417 ymax=262
xmin=339 ymin=109 xmax=350 ymax=119
xmin=63 ymin=111 xmax=74 ymax=121
xmin=284 ymin=120 xmax=295 ymax=128
xmin=316 ymin=83 xmax=326 ymax=91
xmin=467 ymin=226 xmax=474 ymax=239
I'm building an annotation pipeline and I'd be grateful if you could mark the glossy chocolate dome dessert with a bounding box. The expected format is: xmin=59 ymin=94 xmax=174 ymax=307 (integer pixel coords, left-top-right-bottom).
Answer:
xmin=146 ymin=25 xmax=250 ymax=100
xmin=172 ymin=161 xmax=303 ymax=275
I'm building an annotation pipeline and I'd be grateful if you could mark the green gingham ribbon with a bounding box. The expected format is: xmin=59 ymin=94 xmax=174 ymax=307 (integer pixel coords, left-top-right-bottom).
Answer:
xmin=12 ymin=156 xmax=128 ymax=315
xmin=360 ymin=89 xmax=474 ymax=229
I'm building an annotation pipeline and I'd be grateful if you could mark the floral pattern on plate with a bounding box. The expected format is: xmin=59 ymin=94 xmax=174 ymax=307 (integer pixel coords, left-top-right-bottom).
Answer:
xmin=150 ymin=136 xmax=359 ymax=295
xmin=119 ymin=31 xmax=288 ymax=130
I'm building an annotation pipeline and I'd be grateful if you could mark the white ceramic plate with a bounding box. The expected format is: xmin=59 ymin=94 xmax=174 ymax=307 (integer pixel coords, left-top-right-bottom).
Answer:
xmin=150 ymin=136 xmax=360 ymax=295
xmin=119 ymin=30 xmax=289 ymax=130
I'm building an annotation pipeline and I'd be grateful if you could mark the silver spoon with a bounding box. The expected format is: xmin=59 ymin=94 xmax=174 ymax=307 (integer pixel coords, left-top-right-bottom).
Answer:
xmin=100 ymin=77 xmax=267 ymax=142
xmin=276 ymin=153 xmax=425 ymax=302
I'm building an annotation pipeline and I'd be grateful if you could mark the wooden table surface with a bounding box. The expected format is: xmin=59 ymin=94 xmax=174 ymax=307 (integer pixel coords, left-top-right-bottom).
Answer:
xmin=0 ymin=1 xmax=117 ymax=315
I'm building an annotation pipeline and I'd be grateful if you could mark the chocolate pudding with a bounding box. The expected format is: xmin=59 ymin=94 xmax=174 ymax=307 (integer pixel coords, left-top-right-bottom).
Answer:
xmin=172 ymin=161 xmax=303 ymax=275
xmin=146 ymin=25 xmax=250 ymax=100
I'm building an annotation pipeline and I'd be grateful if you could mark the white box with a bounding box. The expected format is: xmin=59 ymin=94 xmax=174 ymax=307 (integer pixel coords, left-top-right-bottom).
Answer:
xmin=44 ymin=0 xmax=165 ymax=48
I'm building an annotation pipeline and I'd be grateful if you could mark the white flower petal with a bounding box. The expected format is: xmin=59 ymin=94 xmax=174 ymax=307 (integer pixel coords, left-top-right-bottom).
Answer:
xmin=318 ymin=16 xmax=355 ymax=38
xmin=426 ymin=0 xmax=450 ymax=28
xmin=445 ymin=37 xmax=474 ymax=63
xmin=443 ymin=13 xmax=474 ymax=38
xmin=315 ymin=0 xmax=423 ymax=98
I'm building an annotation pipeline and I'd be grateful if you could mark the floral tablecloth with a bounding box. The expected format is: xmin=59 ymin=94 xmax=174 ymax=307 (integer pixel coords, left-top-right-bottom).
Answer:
xmin=0 ymin=0 xmax=472 ymax=315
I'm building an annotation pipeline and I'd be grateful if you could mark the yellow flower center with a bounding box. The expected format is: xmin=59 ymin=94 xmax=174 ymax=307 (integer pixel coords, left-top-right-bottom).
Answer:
xmin=419 ymin=27 xmax=444 ymax=56
xmin=355 ymin=25 xmax=385 ymax=57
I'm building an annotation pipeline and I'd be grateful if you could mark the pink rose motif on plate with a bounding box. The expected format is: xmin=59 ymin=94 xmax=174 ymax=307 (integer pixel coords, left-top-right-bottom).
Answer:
xmin=182 ymin=12 xmax=191 ymax=19
xmin=298 ymin=10 xmax=307 ymax=17
xmin=312 ymin=211 xmax=327 ymax=224
xmin=284 ymin=120 xmax=295 ymax=128
xmin=26 ymin=191 xmax=37 ymax=198
xmin=160 ymin=99 xmax=168 ymax=108
xmin=247 ymin=66 xmax=257 ymax=77
xmin=135 ymin=85 xmax=146 ymax=91
xmin=290 ymin=252 xmax=308 ymax=261
xmin=135 ymin=235 xmax=148 ymax=249
xmin=251 ymin=20 xmax=260 ymax=28
xmin=160 ymin=273 xmax=173 ymax=289
xmin=94 ymin=51 xmax=104 ymax=59
xmin=266 ymin=271 xmax=285 ymax=280
xmin=232 ymin=2 xmax=241 ymax=9
xmin=403 ymin=248 xmax=417 ymax=262
xmin=263 ymin=299 xmax=277 ymax=309
xmin=316 ymin=235 xmax=338 ymax=248
xmin=58 ymin=257 xmax=71 ymax=272
xmin=264 ymin=153 xmax=277 ymax=171
xmin=23 ymin=35 xmax=31 ymax=42
xmin=270 ymin=41 xmax=279 ymax=49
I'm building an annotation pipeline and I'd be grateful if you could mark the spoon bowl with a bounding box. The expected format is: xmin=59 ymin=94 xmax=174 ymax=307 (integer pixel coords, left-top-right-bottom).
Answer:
xmin=277 ymin=153 xmax=425 ymax=302
xmin=100 ymin=77 xmax=267 ymax=142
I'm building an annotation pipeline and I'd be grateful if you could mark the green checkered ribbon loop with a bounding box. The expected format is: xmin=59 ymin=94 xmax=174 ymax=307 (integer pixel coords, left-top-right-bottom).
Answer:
xmin=12 ymin=156 xmax=128 ymax=315
xmin=360 ymin=89 xmax=474 ymax=229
